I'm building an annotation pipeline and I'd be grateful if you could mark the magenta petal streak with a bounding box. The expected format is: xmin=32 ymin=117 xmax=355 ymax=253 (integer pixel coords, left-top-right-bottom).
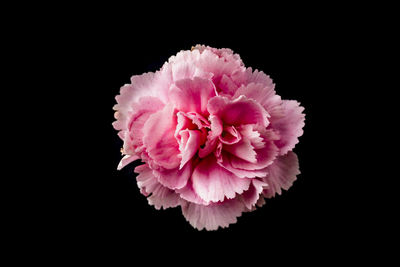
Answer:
xmin=113 ymin=45 xmax=305 ymax=231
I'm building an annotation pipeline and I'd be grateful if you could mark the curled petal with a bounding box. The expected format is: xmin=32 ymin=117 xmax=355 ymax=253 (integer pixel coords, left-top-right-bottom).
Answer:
xmin=179 ymin=130 xmax=201 ymax=169
xmin=143 ymin=104 xmax=180 ymax=169
xmin=207 ymin=95 xmax=269 ymax=128
xmin=153 ymin=160 xmax=192 ymax=190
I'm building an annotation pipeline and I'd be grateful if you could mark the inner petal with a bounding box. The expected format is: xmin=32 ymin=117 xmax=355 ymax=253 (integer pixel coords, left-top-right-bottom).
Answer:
xmin=219 ymin=125 xmax=241 ymax=145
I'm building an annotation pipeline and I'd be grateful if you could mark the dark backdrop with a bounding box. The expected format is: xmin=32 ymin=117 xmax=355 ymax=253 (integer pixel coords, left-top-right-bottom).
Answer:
xmin=42 ymin=8 xmax=368 ymax=260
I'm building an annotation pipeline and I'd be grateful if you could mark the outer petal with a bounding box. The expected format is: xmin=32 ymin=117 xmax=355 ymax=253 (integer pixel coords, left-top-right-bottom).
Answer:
xmin=207 ymin=95 xmax=269 ymax=128
xmin=135 ymin=164 xmax=181 ymax=210
xmin=169 ymin=77 xmax=216 ymax=115
xmin=142 ymin=104 xmax=180 ymax=169
xmin=240 ymin=179 xmax=268 ymax=209
xmin=262 ymin=151 xmax=300 ymax=198
xmin=271 ymin=100 xmax=305 ymax=155
xmin=117 ymin=154 xmax=139 ymax=170
xmin=181 ymin=198 xmax=245 ymax=231
xmin=191 ymin=155 xmax=251 ymax=203
xmin=113 ymin=66 xmax=171 ymax=131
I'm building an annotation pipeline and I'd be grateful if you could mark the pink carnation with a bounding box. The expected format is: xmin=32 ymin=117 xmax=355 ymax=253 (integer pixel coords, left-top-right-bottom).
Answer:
xmin=113 ymin=45 xmax=305 ymax=230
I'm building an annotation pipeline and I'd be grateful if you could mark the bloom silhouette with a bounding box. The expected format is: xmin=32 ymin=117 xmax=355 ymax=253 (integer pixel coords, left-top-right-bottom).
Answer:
xmin=113 ymin=45 xmax=305 ymax=230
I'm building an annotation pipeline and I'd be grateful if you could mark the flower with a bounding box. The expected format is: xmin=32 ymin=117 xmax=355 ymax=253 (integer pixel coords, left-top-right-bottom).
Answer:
xmin=113 ymin=45 xmax=305 ymax=230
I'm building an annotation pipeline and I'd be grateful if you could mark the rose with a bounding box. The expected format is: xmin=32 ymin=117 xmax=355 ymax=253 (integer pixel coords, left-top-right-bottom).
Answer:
xmin=113 ymin=45 xmax=305 ymax=230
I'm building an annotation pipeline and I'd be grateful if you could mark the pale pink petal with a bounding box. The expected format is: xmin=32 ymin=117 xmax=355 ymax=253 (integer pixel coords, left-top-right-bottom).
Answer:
xmin=179 ymin=130 xmax=201 ymax=169
xmin=142 ymin=104 xmax=180 ymax=169
xmin=153 ymin=160 xmax=192 ymax=190
xmin=271 ymin=100 xmax=305 ymax=155
xmin=207 ymin=95 xmax=269 ymax=128
xmin=192 ymin=155 xmax=251 ymax=202
xmin=117 ymin=154 xmax=139 ymax=170
xmin=169 ymin=77 xmax=216 ymax=115
xmin=238 ymin=124 xmax=265 ymax=149
xmin=135 ymin=164 xmax=181 ymax=210
xmin=223 ymin=138 xmax=257 ymax=163
xmin=176 ymin=177 xmax=209 ymax=205
xmin=181 ymin=198 xmax=245 ymax=231
xmin=240 ymin=179 xmax=268 ymax=209
xmin=262 ymin=151 xmax=300 ymax=198
xmin=120 ymin=97 xmax=165 ymax=155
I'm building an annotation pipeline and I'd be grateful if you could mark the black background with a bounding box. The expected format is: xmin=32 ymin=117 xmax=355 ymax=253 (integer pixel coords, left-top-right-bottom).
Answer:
xmin=16 ymin=4 xmax=379 ymax=261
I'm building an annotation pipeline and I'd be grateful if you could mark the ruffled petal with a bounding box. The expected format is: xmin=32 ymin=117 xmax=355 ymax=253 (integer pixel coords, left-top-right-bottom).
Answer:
xmin=142 ymin=104 xmax=180 ymax=169
xmin=262 ymin=151 xmax=300 ymax=198
xmin=192 ymin=155 xmax=251 ymax=202
xmin=135 ymin=164 xmax=181 ymax=210
xmin=181 ymin=198 xmax=245 ymax=231
xmin=234 ymin=82 xmax=284 ymax=120
xmin=271 ymin=100 xmax=305 ymax=155
xmin=169 ymin=77 xmax=216 ymax=115
xmin=207 ymin=95 xmax=269 ymax=128
xmin=240 ymin=179 xmax=268 ymax=209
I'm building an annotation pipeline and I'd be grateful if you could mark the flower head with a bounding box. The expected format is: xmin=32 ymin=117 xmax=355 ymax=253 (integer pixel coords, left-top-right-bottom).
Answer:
xmin=113 ymin=45 xmax=305 ymax=230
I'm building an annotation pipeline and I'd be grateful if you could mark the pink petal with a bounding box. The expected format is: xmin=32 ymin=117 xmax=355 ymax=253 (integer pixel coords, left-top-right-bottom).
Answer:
xmin=181 ymin=198 xmax=245 ymax=231
xmin=191 ymin=155 xmax=251 ymax=202
xmin=217 ymin=151 xmax=268 ymax=178
xmin=271 ymin=100 xmax=305 ymax=155
xmin=117 ymin=154 xmax=139 ymax=170
xmin=178 ymin=130 xmax=201 ymax=169
xmin=169 ymin=77 xmax=216 ymax=115
xmin=223 ymin=138 xmax=257 ymax=163
xmin=219 ymin=125 xmax=241 ymax=145
xmin=234 ymin=82 xmax=284 ymax=120
xmin=176 ymin=177 xmax=209 ymax=205
xmin=135 ymin=164 xmax=181 ymax=210
xmin=240 ymin=179 xmax=267 ymax=209
xmin=229 ymin=130 xmax=279 ymax=171
xmin=198 ymin=115 xmax=223 ymax=158
xmin=153 ymin=160 xmax=192 ymax=190
xmin=262 ymin=151 xmax=300 ymax=198
xmin=143 ymin=104 xmax=181 ymax=169
xmin=207 ymin=95 xmax=269 ymax=128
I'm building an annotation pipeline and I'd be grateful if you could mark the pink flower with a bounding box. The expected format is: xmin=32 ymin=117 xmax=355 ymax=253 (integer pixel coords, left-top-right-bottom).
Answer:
xmin=113 ymin=45 xmax=305 ymax=230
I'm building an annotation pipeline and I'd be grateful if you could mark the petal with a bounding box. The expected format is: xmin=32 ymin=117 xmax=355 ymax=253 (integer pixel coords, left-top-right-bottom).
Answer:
xmin=198 ymin=115 xmax=223 ymax=158
xmin=207 ymin=95 xmax=269 ymax=128
xmin=223 ymin=138 xmax=257 ymax=163
xmin=135 ymin=164 xmax=181 ymax=210
xmin=117 ymin=154 xmax=139 ymax=170
xmin=229 ymin=130 xmax=279 ymax=170
xmin=153 ymin=160 xmax=192 ymax=190
xmin=113 ymin=68 xmax=171 ymax=131
xmin=143 ymin=104 xmax=181 ymax=169
xmin=192 ymin=155 xmax=251 ymax=203
xmin=181 ymin=198 xmax=245 ymax=231
xmin=169 ymin=77 xmax=216 ymax=115
xmin=176 ymin=176 xmax=209 ymax=205
xmin=218 ymin=151 xmax=268 ymax=178
xmin=262 ymin=151 xmax=300 ymax=198
xmin=179 ymin=130 xmax=201 ymax=169
xmin=219 ymin=125 xmax=241 ymax=145
xmin=234 ymin=82 xmax=284 ymax=120
xmin=240 ymin=179 xmax=268 ymax=209
xmin=271 ymin=100 xmax=305 ymax=155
